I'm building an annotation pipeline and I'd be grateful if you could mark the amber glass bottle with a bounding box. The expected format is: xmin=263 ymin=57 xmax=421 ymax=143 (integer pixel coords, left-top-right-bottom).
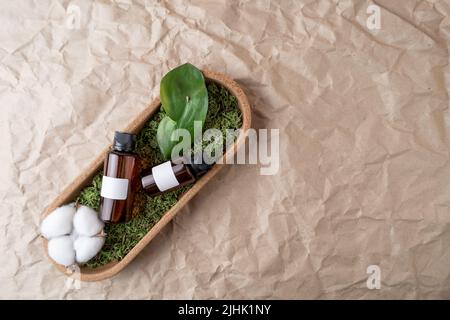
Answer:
xmin=100 ymin=132 xmax=140 ymax=223
xmin=141 ymin=157 xmax=212 ymax=196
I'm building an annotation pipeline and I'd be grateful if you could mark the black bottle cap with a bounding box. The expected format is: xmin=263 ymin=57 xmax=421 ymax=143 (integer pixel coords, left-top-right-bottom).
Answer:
xmin=188 ymin=162 xmax=213 ymax=178
xmin=186 ymin=153 xmax=213 ymax=178
xmin=113 ymin=131 xmax=136 ymax=153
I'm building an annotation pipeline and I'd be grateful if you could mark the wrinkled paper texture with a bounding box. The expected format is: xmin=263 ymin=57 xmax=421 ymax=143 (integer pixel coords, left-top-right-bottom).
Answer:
xmin=0 ymin=0 xmax=450 ymax=299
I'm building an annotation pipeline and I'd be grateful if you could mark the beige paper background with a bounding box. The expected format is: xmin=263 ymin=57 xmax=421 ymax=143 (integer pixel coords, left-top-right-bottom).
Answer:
xmin=1 ymin=0 xmax=450 ymax=299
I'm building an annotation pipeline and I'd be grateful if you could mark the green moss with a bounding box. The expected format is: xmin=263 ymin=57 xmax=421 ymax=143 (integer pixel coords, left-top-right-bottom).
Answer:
xmin=76 ymin=82 xmax=242 ymax=268
xmin=76 ymin=174 xmax=102 ymax=211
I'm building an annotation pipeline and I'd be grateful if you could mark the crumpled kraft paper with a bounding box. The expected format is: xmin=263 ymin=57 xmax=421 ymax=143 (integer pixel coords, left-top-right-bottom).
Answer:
xmin=0 ymin=0 xmax=450 ymax=299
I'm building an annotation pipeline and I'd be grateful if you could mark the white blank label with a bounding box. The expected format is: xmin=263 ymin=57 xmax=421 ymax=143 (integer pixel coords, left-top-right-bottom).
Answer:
xmin=152 ymin=161 xmax=180 ymax=192
xmin=101 ymin=176 xmax=129 ymax=200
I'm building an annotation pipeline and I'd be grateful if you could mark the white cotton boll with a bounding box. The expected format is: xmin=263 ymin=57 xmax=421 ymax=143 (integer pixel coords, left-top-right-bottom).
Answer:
xmin=74 ymin=236 xmax=105 ymax=264
xmin=48 ymin=236 xmax=76 ymax=266
xmin=73 ymin=205 xmax=104 ymax=237
xmin=41 ymin=203 xmax=76 ymax=239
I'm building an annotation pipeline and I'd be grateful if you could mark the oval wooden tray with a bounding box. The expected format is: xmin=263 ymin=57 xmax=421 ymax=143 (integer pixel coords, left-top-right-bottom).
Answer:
xmin=41 ymin=70 xmax=251 ymax=281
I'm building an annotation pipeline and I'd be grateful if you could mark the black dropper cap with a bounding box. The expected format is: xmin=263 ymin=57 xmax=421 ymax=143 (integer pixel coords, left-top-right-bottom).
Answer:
xmin=186 ymin=153 xmax=214 ymax=178
xmin=113 ymin=131 xmax=136 ymax=153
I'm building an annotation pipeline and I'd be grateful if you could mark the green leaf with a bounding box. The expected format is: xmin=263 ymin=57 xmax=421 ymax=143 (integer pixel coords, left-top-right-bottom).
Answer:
xmin=157 ymin=116 xmax=177 ymax=159
xmin=157 ymin=63 xmax=208 ymax=159
xmin=160 ymin=63 xmax=208 ymax=123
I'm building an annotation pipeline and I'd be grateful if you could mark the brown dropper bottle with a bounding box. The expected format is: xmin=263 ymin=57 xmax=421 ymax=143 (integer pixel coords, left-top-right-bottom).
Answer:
xmin=141 ymin=156 xmax=212 ymax=196
xmin=99 ymin=132 xmax=140 ymax=223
